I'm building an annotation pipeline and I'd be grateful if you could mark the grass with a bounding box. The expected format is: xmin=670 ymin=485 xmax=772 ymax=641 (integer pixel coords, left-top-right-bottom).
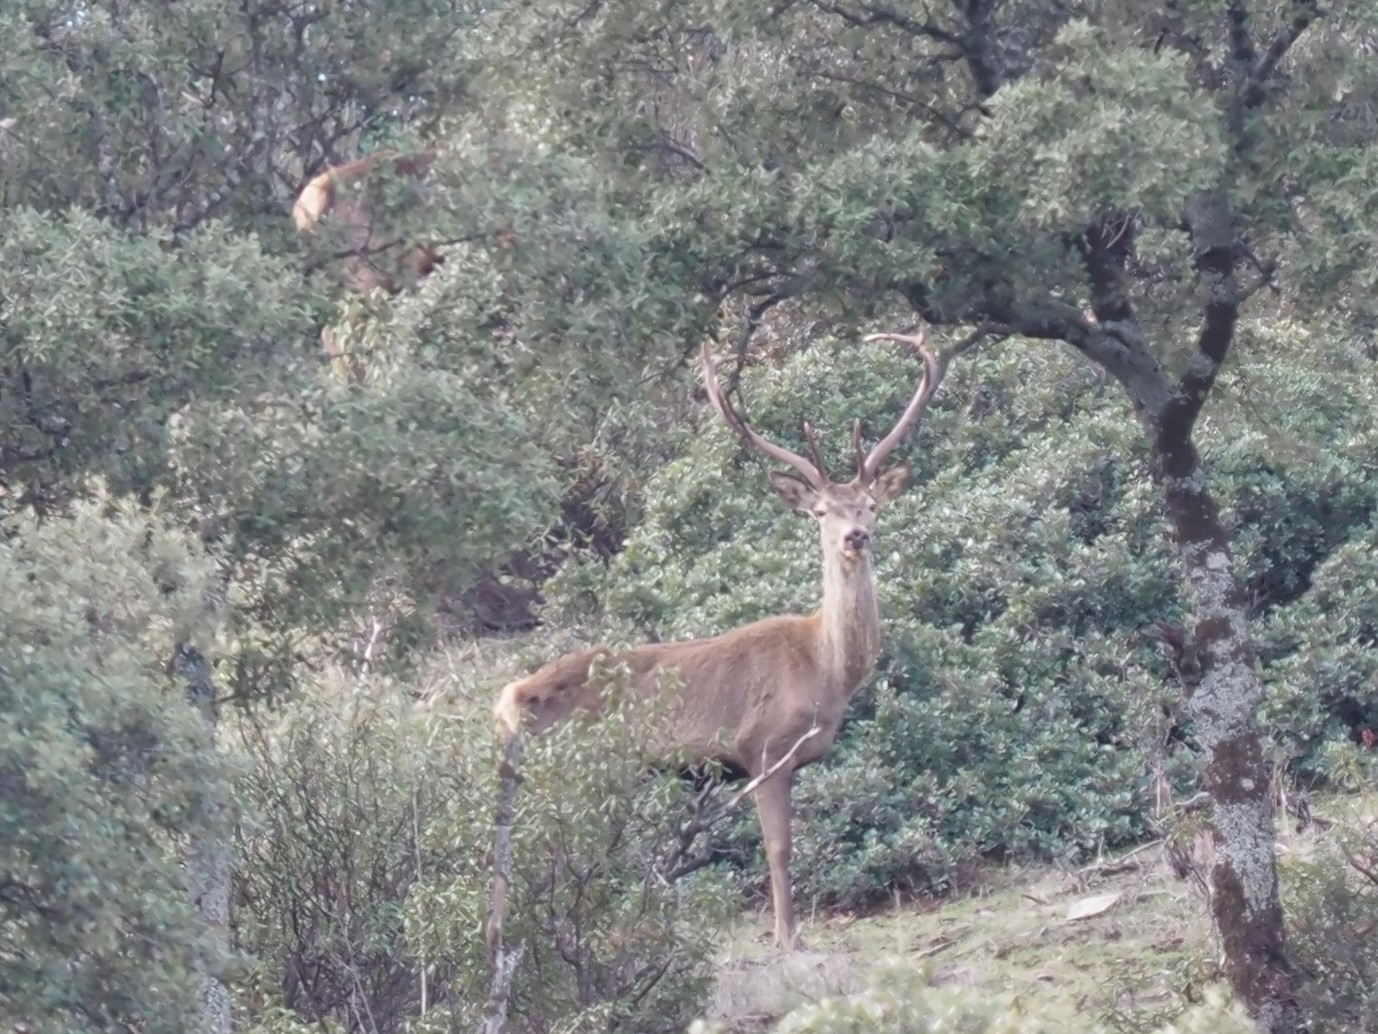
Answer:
xmin=707 ymin=847 xmax=1210 ymax=1031
xmin=705 ymin=789 xmax=1378 ymax=1032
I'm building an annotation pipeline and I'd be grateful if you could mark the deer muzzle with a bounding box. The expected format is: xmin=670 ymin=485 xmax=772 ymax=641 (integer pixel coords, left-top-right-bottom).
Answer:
xmin=843 ymin=529 xmax=871 ymax=552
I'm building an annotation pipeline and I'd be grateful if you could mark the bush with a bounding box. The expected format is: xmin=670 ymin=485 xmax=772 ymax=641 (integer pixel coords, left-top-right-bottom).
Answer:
xmin=233 ymin=653 xmax=730 ymax=1034
xmin=0 ymin=498 xmax=231 ymax=1034
xmin=1283 ymin=796 xmax=1378 ymax=1032
xmin=547 ymin=327 xmax=1378 ymax=908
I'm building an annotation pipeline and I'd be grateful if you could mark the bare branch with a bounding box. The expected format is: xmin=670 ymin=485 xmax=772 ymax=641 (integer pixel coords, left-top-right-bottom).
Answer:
xmin=813 ymin=70 xmax=972 ymax=139
xmin=808 ymin=0 xmax=962 ymax=45
xmin=1246 ymin=0 xmax=1319 ymax=109
xmin=657 ymin=134 xmax=708 ymax=172
xmin=735 ymin=725 xmax=823 ymax=809
xmin=659 ymin=725 xmax=823 ymax=883
xmin=1230 ymin=0 xmax=1319 ymax=134
xmin=941 ymin=320 xmax=1011 ymax=369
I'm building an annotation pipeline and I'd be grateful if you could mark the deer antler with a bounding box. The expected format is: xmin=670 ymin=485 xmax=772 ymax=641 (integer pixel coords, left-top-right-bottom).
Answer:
xmin=858 ymin=329 xmax=940 ymax=482
xmin=701 ymin=343 xmax=828 ymax=487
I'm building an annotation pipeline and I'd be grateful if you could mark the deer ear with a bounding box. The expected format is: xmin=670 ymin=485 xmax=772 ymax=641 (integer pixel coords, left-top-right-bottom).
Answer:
xmin=769 ymin=471 xmax=819 ymax=515
xmin=870 ymin=460 xmax=911 ymax=505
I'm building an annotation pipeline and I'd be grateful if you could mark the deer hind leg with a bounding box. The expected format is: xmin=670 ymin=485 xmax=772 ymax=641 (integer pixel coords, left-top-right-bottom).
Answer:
xmin=752 ymin=769 xmax=801 ymax=951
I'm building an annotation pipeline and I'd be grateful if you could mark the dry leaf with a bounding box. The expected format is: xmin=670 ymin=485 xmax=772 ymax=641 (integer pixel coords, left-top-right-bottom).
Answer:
xmin=1066 ymin=892 xmax=1121 ymax=921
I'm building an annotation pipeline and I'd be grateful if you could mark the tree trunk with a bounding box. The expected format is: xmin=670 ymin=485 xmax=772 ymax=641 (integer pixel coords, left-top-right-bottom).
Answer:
xmin=1152 ymin=429 xmax=1299 ymax=1034
xmin=175 ymin=642 xmax=233 ymax=1034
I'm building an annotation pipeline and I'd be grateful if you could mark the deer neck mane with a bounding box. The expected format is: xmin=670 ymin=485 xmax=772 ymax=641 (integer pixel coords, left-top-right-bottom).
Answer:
xmin=816 ymin=548 xmax=881 ymax=694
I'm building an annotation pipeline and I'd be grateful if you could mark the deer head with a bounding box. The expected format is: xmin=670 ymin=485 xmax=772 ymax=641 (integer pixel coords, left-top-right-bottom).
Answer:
xmin=701 ymin=330 xmax=939 ymax=563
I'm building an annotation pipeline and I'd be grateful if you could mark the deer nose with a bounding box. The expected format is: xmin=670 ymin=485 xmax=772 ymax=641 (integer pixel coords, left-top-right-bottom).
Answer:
xmin=844 ymin=529 xmax=871 ymax=551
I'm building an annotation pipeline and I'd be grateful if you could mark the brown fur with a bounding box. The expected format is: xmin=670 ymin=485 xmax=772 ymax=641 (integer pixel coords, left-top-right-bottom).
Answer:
xmin=487 ymin=338 xmax=940 ymax=954
xmin=292 ymin=151 xmax=441 ymax=382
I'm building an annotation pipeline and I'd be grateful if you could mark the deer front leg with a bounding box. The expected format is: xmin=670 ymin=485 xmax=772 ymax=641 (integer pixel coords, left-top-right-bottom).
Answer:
xmin=752 ymin=769 xmax=801 ymax=951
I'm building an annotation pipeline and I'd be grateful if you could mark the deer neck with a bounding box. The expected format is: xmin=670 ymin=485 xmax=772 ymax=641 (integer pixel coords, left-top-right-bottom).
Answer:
xmin=817 ymin=549 xmax=881 ymax=694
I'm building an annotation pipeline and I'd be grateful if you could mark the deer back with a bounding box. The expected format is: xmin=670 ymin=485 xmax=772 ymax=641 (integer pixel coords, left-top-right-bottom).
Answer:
xmin=496 ymin=614 xmax=843 ymax=770
xmin=293 ymin=151 xmax=440 ymax=295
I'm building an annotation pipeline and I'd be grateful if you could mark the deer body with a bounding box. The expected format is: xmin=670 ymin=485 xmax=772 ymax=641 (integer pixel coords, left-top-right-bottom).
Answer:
xmin=489 ymin=332 xmax=940 ymax=953
xmin=293 ymin=150 xmax=441 ymax=294
xmin=496 ymin=573 xmax=878 ymax=769
xmin=292 ymin=151 xmax=440 ymax=381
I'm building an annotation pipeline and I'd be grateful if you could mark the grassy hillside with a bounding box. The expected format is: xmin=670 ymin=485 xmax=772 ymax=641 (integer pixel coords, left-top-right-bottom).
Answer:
xmin=705 ymin=791 xmax=1378 ymax=1032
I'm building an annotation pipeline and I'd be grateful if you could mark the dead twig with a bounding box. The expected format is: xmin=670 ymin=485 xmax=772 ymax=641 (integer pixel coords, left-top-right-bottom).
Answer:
xmin=1077 ymin=838 xmax=1165 ymax=878
xmin=915 ymin=937 xmax=953 ymax=959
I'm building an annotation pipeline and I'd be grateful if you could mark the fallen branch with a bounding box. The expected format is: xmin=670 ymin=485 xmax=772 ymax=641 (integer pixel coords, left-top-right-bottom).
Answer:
xmin=915 ymin=937 xmax=954 ymax=960
xmin=1077 ymin=838 xmax=1164 ymax=878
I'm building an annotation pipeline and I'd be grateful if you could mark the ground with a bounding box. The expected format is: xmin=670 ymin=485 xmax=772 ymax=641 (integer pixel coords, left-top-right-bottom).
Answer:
xmin=706 ymin=790 xmax=1374 ymax=1032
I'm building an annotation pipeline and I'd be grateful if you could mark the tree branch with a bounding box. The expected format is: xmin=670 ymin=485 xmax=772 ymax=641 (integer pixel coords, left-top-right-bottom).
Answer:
xmin=1226 ymin=0 xmax=1258 ymax=70
xmin=808 ymin=0 xmax=963 ymax=46
xmin=478 ymin=942 xmax=524 ymax=1034
xmin=1246 ymin=0 xmax=1318 ymax=108
xmin=1162 ymin=190 xmax=1240 ymax=445
xmin=1079 ymin=214 xmax=1139 ymax=325
xmin=1230 ymin=0 xmax=1319 ymax=133
xmin=659 ymin=725 xmax=822 ymax=883
xmin=957 ymin=0 xmax=1005 ymax=99
xmin=813 ymin=69 xmax=973 ymax=139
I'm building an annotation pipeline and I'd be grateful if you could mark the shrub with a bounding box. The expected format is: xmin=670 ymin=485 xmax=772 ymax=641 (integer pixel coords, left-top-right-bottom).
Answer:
xmin=1283 ymin=795 xmax=1378 ymax=1032
xmin=233 ymin=653 xmax=729 ymax=1034
xmin=0 ymin=498 xmax=231 ymax=1034
xmin=547 ymin=327 xmax=1378 ymax=908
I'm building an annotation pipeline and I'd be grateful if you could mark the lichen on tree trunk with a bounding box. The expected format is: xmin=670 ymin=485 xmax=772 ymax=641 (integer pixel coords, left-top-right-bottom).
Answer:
xmin=1155 ymin=432 xmax=1298 ymax=1034
xmin=175 ymin=642 xmax=233 ymax=1034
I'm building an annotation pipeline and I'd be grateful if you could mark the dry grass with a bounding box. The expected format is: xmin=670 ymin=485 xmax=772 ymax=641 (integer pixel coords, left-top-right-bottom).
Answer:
xmin=707 ymin=790 xmax=1378 ymax=1032
xmin=707 ymin=841 xmax=1238 ymax=1031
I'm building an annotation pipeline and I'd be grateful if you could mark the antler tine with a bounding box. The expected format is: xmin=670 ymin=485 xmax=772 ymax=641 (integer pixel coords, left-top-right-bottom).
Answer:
xmin=801 ymin=421 xmax=829 ymax=482
xmin=850 ymin=419 xmax=864 ymax=475
xmin=701 ymin=343 xmax=828 ymax=487
xmin=857 ymin=329 xmax=941 ymax=482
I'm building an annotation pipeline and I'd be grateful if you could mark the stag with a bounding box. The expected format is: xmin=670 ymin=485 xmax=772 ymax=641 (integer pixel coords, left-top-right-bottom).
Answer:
xmin=292 ymin=150 xmax=441 ymax=381
xmin=487 ymin=330 xmax=944 ymax=954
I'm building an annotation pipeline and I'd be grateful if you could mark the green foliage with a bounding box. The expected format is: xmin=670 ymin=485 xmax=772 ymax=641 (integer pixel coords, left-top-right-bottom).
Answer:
xmin=550 ymin=327 xmax=1378 ymax=907
xmin=1283 ymin=813 xmax=1378 ymax=1032
xmin=233 ymin=661 xmax=727 ymax=1034
xmin=980 ymin=20 xmax=1228 ymax=230
xmin=1259 ymin=525 xmax=1378 ymax=776
xmin=8 ymin=0 xmax=1378 ymax=1027
xmin=0 ymin=207 xmax=318 ymax=498
xmin=0 ymin=0 xmax=481 ymax=227
xmin=0 ymin=497 xmax=231 ymax=1034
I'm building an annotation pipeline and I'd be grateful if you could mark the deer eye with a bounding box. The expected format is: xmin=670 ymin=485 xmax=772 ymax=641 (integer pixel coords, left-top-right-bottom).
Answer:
xmin=811 ymin=507 xmax=827 ymax=519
